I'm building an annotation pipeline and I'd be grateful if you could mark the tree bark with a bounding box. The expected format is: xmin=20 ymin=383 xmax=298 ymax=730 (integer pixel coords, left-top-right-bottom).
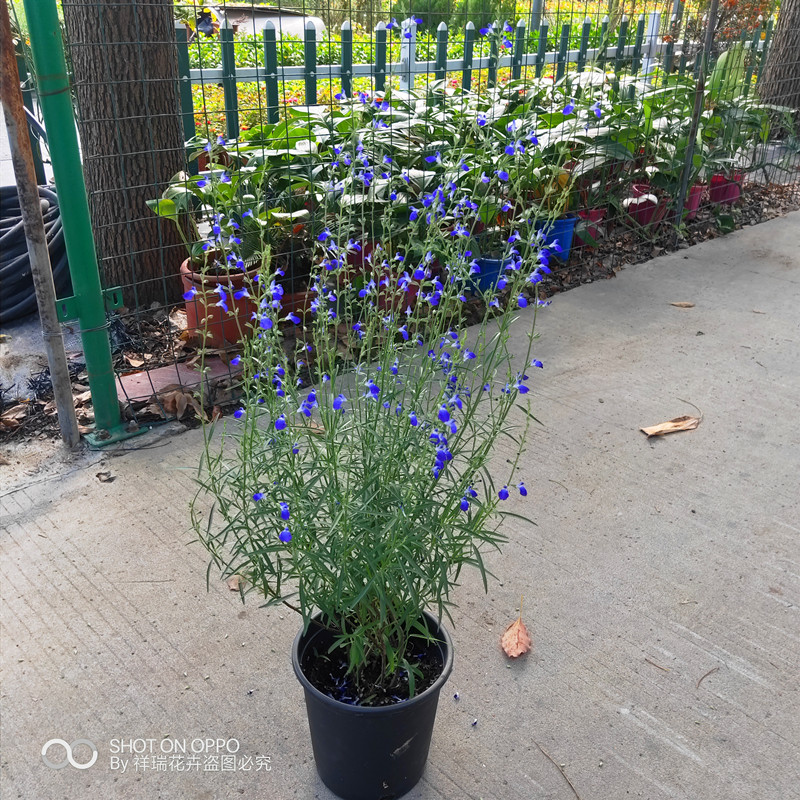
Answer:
xmin=62 ymin=0 xmax=186 ymax=309
xmin=759 ymin=0 xmax=800 ymax=112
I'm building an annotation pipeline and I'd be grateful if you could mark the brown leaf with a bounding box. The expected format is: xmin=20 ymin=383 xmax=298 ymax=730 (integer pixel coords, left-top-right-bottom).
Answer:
xmin=669 ymin=301 xmax=695 ymax=308
xmin=96 ymin=471 xmax=116 ymax=483
xmin=73 ymin=390 xmax=93 ymax=406
xmin=501 ymin=616 xmax=532 ymax=658
xmin=211 ymin=405 xmax=223 ymax=421
xmin=641 ymin=415 xmax=701 ymax=437
xmin=124 ymin=354 xmax=145 ymax=368
xmin=227 ymin=575 xmax=244 ymax=591
xmin=169 ymin=308 xmax=188 ymax=331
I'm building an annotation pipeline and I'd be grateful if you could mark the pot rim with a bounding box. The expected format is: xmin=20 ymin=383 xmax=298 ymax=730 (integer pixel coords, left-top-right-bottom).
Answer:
xmin=291 ymin=609 xmax=454 ymax=715
xmin=180 ymin=258 xmax=259 ymax=286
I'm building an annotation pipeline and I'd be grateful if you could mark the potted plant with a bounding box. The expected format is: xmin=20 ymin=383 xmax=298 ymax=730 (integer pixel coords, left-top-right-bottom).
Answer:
xmin=147 ymin=139 xmax=311 ymax=347
xmin=189 ymin=100 xmax=571 ymax=799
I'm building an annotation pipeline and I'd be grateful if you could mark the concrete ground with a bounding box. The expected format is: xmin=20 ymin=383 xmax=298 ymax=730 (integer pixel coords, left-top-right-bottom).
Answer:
xmin=1 ymin=212 xmax=799 ymax=800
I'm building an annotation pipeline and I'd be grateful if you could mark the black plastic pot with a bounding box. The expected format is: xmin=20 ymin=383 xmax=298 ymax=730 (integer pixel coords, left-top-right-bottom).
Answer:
xmin=292 ymin=611 xmax=454 ymax=800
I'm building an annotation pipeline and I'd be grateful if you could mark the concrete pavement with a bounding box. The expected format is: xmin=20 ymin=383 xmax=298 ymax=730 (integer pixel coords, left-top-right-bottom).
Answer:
xmin=1 ymin=212 xmax=799 ymax=800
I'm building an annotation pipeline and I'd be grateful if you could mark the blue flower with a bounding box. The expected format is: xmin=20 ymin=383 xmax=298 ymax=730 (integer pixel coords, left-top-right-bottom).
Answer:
xmin=409 ymin=207 xmax=419 ymax=222
xmin=275 ymin=414 xmax=287 ymax=431
xmin=196 ymin=178 xmax=208 ymax=188
xmin=518 ymin=481 xmax=528 ymax=496
xmin=253 ymin=492 xmax=264 ymax=502
xmin=531 ymin=359 xmax=543 ymax=368
xmin=220 ymin=172 xmax=231 ymax=184
xmin=496 ymin=170 xmax=509 ymax=182
xmin=234 ymin=288 xmax=250 ymax=300
xmin=460 ymin=497 xmax=470 ymax=512
xmin=425 ymin=151 xmax=442 ymax=165
xmin=287 ymin=313 xmax=301 ymax=325
xmin=280 ymin=502 xmax=290 ymax=521
xmin=591 ymin=100 xmax=602 ymax=119
xmin=317 ymin=228 xmax=332 ymax=242
xmin=409 ymin=412 xmax=419 ymax=426
xmin=477 ymin=112 xmax=487 ymax=127
xmin=438 ymin=406 xmax=450 ymax=423
xmin=231 ymin=355 xmax=241 ymax=366
xmin=234 ymin=408 xmax=245 ymax=419
xmin=183 ymin=287 xmax=198 ymax=301
xmin=366 ymin=380 xmax=380 ymax=400
xmin=517 ymin=295 xmax=528 ymax=308
xmin=499 ymin=486 xmax=509 ymax=500
xmin=562 ymin=100 xmax=576 ymax=115
xmin=279 ymin=528 xmax=292 ymax=544
xmin=333 ymin=394 xmax=347 ymax=411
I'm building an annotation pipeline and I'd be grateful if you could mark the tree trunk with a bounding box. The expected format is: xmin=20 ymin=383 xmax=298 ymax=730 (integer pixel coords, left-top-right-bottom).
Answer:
xmin=62 ymin=0 xmax=185 ymax=309
xmin=759 ymin=0 xmax=800 ymax=111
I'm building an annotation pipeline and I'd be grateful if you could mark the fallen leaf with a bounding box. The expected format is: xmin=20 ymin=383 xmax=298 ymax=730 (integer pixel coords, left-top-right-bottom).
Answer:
xmin=211 ymin=405 xmax=223 ymax=421
xmin=169 ymin=308 xmax=188 ymax=331
xmin=227 ymin=575 xmax=244 ymax=591
xmin=501 ymin=616 xmax=532 ymax=658
xmin=669 ymin=301 xmax=695 ymax=308
xmin=641 ymin=415 xmax=701 ymax=437
xmin=73 ymin=390 xmax=92 ymax=406
xmin=124 ymin=354 xmax=145 ymax=368
xmin=96 ymin=471 xmax=116 ymax=483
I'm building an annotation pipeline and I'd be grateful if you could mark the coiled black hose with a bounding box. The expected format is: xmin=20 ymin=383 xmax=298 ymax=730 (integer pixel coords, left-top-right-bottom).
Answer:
xmin=0 ymin=185 xmax=72 ymax=325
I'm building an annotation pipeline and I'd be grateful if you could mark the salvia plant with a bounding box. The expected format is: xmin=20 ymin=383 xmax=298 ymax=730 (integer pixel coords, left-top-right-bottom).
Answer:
xmin=187 ymin=83 xmax=597 ymax=705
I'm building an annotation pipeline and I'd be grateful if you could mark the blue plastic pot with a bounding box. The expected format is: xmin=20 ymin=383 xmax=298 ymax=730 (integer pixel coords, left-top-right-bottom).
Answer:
xmin=472 ymin=256 xmax=513 ymax=292
xmin=534 ymin=215 xmax=578 ymax=262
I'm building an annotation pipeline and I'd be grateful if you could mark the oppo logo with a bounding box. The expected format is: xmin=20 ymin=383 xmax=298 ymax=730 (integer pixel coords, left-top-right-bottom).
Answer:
xmin=41 ymin=739 xmax=98 ymax=770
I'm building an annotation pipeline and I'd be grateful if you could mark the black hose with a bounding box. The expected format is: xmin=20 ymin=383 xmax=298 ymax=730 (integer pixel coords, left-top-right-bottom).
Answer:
xmin=0 ymin=185 xmax=72 ymax=325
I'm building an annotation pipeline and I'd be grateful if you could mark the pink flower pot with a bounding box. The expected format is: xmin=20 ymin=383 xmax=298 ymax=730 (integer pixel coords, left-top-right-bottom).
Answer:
xmin=709 ymin=173 xmax=742 ymax=205
xmin=624 ymin=183 xmax=666 ymax=228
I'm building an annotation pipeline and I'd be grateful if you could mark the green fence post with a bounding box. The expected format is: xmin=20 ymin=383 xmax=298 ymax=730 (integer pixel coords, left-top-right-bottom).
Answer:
xmin=220 ymin=19 xmax=239 ymax=139
xmin=512 ymin=19 xmax=525 ymax=81
xmin=535 ymin=21 xmax=549 ymax=78
xmin=263 ymin=22 xmax=279 ymax=123
xmin=374 ymin=21 xmax=387 ymax=93
xmin=631 ymin=14 xmax=646 ymax=75
xmin=743 ymin=18 xmax=763 ymax=97
xmin=756 ymin=17 xmax=774 ymax=85
xmin=576 ymin=17 xmax=592 ymax=74
xmin=175 ymin=23 xmax=197 ymax=173
xmin=598 ymin=16 xmax=609 ymax=72
xmin=341 ymin=20 xmax=353 ymax=98
xmin=14 ymin=43 xmax=46 ymax=185
xmin=488 ymin=24 xmax=499 ymax=88
xmin=435 ymin=22 xmax=448 ymax=83
xmin=304 ymin=20 xmax=317 ymax=105
xmin=614 ymin=15 xmax=629 ymax=78
xmin=679 ymin=19 xmax=691 ymax=75
xmin=462 ymin=21 xmax=475 ymax=90
xmin=663 ymin=15 xmax=677 ymax=84
xmin=555 ymin=23 xmax=570 ymax=82
xmin=20 ymin=0 xmax=138 ymax=445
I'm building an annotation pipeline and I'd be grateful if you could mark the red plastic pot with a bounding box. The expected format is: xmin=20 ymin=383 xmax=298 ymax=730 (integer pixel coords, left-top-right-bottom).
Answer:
xmin=684 ymin=183 xmax=705 ymax=220
xmin=577 ymin=208 xmax=606 ymax=243
xmin=709 ymin=173 xmax=742 ymax=205
xmin=180 ymin=260 xmax=257 ymax=348
xmin=624 ymin=183 xmax=665 ymax=228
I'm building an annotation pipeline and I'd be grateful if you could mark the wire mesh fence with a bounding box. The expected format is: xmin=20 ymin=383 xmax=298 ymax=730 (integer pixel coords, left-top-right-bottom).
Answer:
xmin=3 ymin=0 xmax=799 ymax=442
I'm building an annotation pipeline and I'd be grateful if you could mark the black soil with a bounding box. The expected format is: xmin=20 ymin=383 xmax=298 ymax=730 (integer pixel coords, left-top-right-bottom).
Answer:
xmin=301 ymin=633 xmax=444 ymax=708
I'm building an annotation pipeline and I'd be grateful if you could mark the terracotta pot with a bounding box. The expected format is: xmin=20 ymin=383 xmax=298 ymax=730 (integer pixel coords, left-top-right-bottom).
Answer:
xmin=709 ymin=173 xmax=742 ymax=205
xmin=684 ymin=183 xmax=705 ymax=220
xmin=180 ymin=259 xmax=258 ymax=348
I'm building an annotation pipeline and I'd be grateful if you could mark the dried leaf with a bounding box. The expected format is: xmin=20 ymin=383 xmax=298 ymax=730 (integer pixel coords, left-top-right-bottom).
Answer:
xmin=73 ymin=390 xmax=92 ymax=406
xmin=211 ymin=405 xmax=223 ymax=422
xmin=501 ymin=616 xmax=532 ymax=658
xmin=169 ymin=308 xmax=188 ymax=331
xmin=124 ymin=354 xmax=145 ymax=368
xmin=641 ymin=415 xmax=701 ymax=437
xmin=96 ymin=471 xmax=116 ymax=483
xmin=227 ymin=575 xmax=244 ymax=591
xmin=669 ymin=301 xmax=695 ymax=308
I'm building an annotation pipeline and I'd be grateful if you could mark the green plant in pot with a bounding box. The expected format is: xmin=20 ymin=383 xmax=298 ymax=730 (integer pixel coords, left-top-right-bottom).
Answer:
xmin=189 ymin=104 xmax=572 ymax=799
xmin=147 ymin=140 xmax=311 ymax=347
